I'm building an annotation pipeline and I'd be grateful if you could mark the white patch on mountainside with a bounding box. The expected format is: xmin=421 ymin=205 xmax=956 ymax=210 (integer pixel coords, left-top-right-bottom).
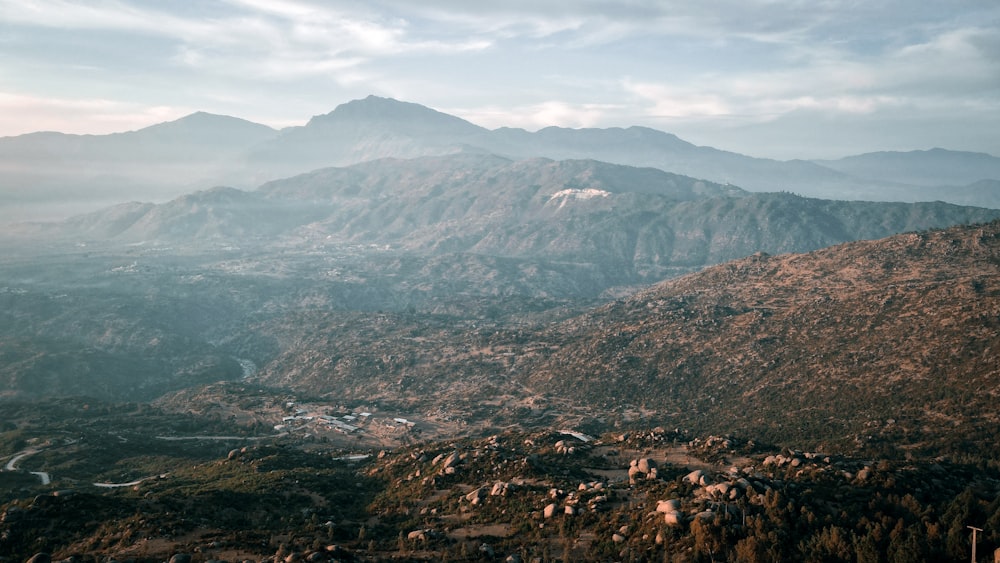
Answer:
xmin=549 ymin=188 xmax=611 ymax=209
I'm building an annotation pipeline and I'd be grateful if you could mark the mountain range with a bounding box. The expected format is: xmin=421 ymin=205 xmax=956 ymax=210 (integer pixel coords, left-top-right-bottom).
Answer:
xmin=3 ymin=95 xmax=1000 ymax=455
xmin=3 ymin=95 xmax=1000 ymax=223
xmin=14 ymin=154 xmax=1000 ymax=291
xmin=3 ymin=96 xmax=1000 ymax=561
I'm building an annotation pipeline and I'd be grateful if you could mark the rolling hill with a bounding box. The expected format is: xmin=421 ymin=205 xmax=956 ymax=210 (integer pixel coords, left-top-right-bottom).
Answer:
xmin=212 ymin=220 xmax=1000 ymax=458
xmin=520 ymin=220 xmax=1000 ymax=454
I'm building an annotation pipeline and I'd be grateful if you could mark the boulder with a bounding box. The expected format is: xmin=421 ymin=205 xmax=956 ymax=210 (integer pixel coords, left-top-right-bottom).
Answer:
xmin=656 ymin=499 xmax=681 ymax=513
xmin=628 ymin=465 xmax=642 ymax=482
xmin=543 ymin=503 xmax=557 ymax=518
xmin=491 ymin=481 xmax=513 ymax=496
xmin=705 ymin=482 xmax=731 ymax=498
xmin=441 ymin=451 xmax=461 ymax=469
xmin=685 ymin=469 xmax=710 ymax=486
xmin=663 ymin=511 xmax=683 ymax=527
xmin=554 ymin=440 xmax=575 ymax=455
xmin=856 ymin=467 xmax=872 ymax=482
xmin=407 ymin=529 xmax=430 ymax=541
xmin=465 ymin=487 xmax=488 ymax=503
xmin=628 ymin=457 xmax=659 ymax=482
xmin=695 ymin=510 xmax=716 ymax=522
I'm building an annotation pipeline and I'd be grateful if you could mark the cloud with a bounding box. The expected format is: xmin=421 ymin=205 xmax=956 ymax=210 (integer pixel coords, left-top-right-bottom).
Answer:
xmin=619 ymin=17 xmax=1000 ymax=129
xmin=0 ymin=92 xmax=188 ymax=136
xmin=0 ymin=0 xmax=490 ymax=84
xmin=450 ymin=101 xmax=623 ymax=130
xmin=0 ymin=0 xmax=997 ymax=158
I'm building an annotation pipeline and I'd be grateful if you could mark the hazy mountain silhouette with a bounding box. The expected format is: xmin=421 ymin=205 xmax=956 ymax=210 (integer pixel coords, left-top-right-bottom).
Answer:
xmin=27 ymin=155 xmax=1000 ymax=287
xmin=814 ymin=148 xmax=1000 ymax=187
xmin=5 ymin=96 xmax=1000 ymax=224
xmin=0 ymin=112 xmax=278 ymax=221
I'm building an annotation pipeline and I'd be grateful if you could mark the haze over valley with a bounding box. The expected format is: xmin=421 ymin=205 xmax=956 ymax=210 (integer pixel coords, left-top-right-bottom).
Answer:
xmin=2 ymin=1 xmax=1000 ymax=560
xmin=1 ymin=93 xmax=999 ymax=561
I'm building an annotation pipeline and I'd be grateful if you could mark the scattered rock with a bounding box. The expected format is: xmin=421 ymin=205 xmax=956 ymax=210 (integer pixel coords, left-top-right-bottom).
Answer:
xmin=685 ymin=469 xmax=711 ymax=486
xmin=656 ymin=499 xmax=681 ymax=513
xmin=628 ymin=457 xmax=659 ymax=482
xmin=441 ymin=451 xmax=461 ymax=471
xmin=663 ymin=511 xmax=683 ymax=527
xmin=407 ymin=529 xmax=436 ymax=542
xmin=491 ymin=481 xmax=514 ymax=496
xmin=543 ymin=503 xmax=557 ymax=518
xmin=637 ymin=458 xmax=656 ymax=473
xmin=465 ymin=486 xmax=488 ymax=504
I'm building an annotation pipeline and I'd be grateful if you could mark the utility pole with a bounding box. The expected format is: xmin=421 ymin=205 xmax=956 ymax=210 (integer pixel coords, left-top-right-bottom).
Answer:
xmin=968 ymin=525 xmax=983 ymax=563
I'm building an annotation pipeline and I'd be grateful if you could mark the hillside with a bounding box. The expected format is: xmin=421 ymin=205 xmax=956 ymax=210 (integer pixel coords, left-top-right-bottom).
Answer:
xmin=25 ymin=154 xmax=1000 ymax=283
xmin=4 ymin=400 xmax=1000 ymax=562
xmin=2 ymin=217 xmax=1000 ymax=561
xmin=3 ymin=155 xmax=1000 ymax=408
xmin=520 ymin=220 xmax=1000 ymax=455
xmin=222 ymin=221 xmax=1000 ymax=459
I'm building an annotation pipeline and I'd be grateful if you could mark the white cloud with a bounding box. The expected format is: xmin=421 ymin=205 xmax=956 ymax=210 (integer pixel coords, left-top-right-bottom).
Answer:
xmin=0 ymin=92 xmax=188 ymax=136
xmin=0 ymin=0 xmax=489 ymax=84
xmin=0 ymin=0 xmax=997 ymax=158
xmin=450 ymin=101 xmax=622 ymax=130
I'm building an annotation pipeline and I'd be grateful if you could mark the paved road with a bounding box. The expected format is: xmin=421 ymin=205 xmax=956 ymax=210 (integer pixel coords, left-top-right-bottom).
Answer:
xmin=3 ymin=435 xmax=269 ymax=488
xmin=4 ymin=449 xmax=51 ymax=485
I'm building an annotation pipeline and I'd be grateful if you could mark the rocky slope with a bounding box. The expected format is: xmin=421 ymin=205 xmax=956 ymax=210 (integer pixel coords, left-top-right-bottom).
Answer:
xmin=520 ymin=220 xmax=1000 ymax=454
xmin=235 ymin=220 xmax=1000 ymax=458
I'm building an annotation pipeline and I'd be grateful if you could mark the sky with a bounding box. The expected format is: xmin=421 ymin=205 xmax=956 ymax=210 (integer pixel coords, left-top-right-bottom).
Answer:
xmin=0 ymin=0 xmax=998 ymax=160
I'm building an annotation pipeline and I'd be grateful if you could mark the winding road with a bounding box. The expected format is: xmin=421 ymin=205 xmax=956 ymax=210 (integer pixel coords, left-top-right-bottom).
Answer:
xmin=4 ymin=449 xmax=51 ymax=485
xmin=2 ymin=434 xmax=273 ymax=488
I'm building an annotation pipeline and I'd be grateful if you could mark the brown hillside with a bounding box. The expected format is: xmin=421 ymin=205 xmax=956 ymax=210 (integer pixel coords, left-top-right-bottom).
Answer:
xmin=525 ymin=220 xmax=1000 ymax=454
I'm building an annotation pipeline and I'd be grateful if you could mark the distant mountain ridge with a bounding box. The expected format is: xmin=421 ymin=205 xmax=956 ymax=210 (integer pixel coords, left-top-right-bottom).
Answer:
xmin=2 ymin=95 xmax=999 ymax=223
xmin=814 ymin=148 xmax=1000 ymax=187
xmin=25 ymin=154 xmax=1000 ymax=289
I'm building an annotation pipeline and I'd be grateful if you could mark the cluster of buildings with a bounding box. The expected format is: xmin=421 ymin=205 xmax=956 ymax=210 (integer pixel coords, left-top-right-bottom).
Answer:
xmin=273 ymin=402 xmax=379 ymax=435
xmin=272 ymin=401 xmax=421 ymax=439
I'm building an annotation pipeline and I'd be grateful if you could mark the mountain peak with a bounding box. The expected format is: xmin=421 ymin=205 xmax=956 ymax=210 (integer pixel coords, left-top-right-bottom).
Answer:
xmin=134 ymin=111 xmax=276 ymax=140
xmin=306 ymin=95 xmax=484 ymax=136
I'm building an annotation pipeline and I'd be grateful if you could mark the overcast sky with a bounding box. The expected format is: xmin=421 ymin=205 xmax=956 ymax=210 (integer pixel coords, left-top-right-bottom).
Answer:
xmin=1 ymin=0 xmax=997 ymax=159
